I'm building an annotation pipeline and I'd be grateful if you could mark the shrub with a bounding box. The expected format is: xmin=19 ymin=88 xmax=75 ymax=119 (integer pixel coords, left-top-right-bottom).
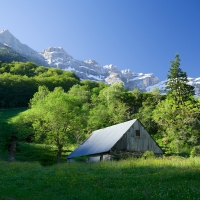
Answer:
xmin=178 ymin=152 xmax=190 ymax=158
xmin=142 ymin=151 xmax=155 ymax=159
xmin=190 ymin=146 xmax=200 ymax=157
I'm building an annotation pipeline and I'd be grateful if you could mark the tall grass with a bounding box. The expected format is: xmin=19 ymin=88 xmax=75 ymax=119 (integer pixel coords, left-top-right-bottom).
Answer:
xmin=1 ymin=157 xmax=200 ymax=200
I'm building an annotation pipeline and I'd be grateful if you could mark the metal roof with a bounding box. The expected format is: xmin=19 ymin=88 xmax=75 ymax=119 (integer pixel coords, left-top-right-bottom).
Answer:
xmin=67 ymin=119 xmax=137 ymax=159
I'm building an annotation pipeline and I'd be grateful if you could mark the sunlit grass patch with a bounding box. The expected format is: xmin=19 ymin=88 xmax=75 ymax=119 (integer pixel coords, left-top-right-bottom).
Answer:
xmin=1 ymin=157 xmax=200 ymax=199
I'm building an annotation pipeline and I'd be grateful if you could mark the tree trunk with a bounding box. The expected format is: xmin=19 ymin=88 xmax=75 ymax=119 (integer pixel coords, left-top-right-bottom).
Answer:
xmin=8 ymin=134 xmax=17 ymax=162
xmin=57 ymin=146 xmax=63 ymax=164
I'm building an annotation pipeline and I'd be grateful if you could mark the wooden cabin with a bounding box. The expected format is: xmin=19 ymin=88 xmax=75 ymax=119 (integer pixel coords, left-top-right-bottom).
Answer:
xmin=67 ymin=119 xmax=163 ymax=162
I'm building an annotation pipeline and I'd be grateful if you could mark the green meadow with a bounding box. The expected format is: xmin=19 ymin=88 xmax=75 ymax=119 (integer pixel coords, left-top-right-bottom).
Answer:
xmin=0 ymin=157 xmax=200 ymax=200
xmin=1 ymin=109 xmax=200 ymax=200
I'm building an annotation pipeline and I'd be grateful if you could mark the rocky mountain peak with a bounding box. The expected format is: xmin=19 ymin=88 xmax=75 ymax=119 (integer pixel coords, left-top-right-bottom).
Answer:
xmin=43 ymin=47 xmax=67 ymax=54
xmin=1 ymin=29 xmax=199 ymax=95
xmin=0 ymin=29 xmax=21 ymax=46
xmin=103 ymin=64 xmax=120 ymax=73
xmin=121 ymin=69 xmax=133 ymax=79
xmin=105 ymin=71 xmax=124 ymax=85
xmin=0 ymin=29 xmax=47 ymax=66
xmin=41 ymin=47 xmax=73 ymax=67
xmin=0 ymin=29 xmax=9 ymax=34
xmin=84 ymin=60 xmax=99 ymax=66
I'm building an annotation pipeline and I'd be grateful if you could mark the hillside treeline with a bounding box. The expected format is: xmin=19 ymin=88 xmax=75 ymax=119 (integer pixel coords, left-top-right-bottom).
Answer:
xmin=1 ymin=54 xmax=200 ymax=163
xmin=0 ymin=61 xmax=80 ymax=108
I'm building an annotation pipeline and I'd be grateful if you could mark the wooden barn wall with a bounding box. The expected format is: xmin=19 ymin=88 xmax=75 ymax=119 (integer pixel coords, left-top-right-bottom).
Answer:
xmin=126 ymin=120 xmax=163 ymax=154
xmin=112 ymin=134 xmax=127 ymax=150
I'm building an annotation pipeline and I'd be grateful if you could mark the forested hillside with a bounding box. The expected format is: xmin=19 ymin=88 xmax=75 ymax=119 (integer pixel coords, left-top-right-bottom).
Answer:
xmin=0 ymin=61 xmax=80 ymax=108
xmin=0 ymin=55 xmax=200 ymax=164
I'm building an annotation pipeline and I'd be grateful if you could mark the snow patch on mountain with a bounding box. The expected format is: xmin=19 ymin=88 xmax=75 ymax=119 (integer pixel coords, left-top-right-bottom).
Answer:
xmin=0 ymin=29 xmax=8 ymax=34
xmin=146 ymin=77 xmax=200 ymax=96
xmin=1 ymin=29 xmax=200 ymax=96
xmin=87 ymin=74 xmax=104 ymax=81
xmin=0 ymin=30 xmax=47 ymax=66
xmin=103 ymin=64 xmax=120 ymax=73
xmin=146 ymin=80 xmax=167 ymax=93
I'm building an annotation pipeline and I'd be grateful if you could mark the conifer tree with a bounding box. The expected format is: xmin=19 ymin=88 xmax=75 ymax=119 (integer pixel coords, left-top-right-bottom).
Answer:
xmin=153 ymin=54 xmax=200 ymax=154
xmin=166 ymin=54 xmax=195 ymax=105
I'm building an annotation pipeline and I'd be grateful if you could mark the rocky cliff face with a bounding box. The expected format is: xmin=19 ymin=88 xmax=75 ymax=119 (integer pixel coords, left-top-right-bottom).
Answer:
xmin=0 ymin=29 xmax=200 ymax=95
xmin=146 ymin=78 xmax=200 ymax=96
xmin=41 ymin=46 xmax=200 ymax=95
xmin=40 ymin=47 xmax=159 ymax=90
xmin=0 ymin=42 xmax=27 ymax=62
xmin=0 ymin=29 xmax=160 ymax=91
xmin=0 ymin=30 xmax=47 ymax=66
xmin=40 ymin=47 xmax=107 ymax=81
xmin=188 ymin=78 xmax=200 ymax=96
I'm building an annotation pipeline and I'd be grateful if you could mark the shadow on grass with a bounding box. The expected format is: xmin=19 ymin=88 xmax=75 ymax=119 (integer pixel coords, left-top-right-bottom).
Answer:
xmin=0 ymin=108 xmax=27 ymax=122
xmin=0 ymin=142 xmax=71 ymax=166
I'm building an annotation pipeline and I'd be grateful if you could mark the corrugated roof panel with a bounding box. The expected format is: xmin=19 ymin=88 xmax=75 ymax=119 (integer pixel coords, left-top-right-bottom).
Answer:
xmin=67 ymin=119 xmax=137 ymax=159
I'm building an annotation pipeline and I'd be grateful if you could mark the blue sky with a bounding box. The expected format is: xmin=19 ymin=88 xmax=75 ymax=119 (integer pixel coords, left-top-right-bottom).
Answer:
xmin=0 ymin=0 xmax=200 ymax=80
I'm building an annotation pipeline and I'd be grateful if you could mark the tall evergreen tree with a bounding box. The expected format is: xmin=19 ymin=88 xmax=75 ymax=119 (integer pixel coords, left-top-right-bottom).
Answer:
xmin=166 ymin=54 xmax=195 ymax=105
xmin=152 ymin=54 xmax=200 ymax=154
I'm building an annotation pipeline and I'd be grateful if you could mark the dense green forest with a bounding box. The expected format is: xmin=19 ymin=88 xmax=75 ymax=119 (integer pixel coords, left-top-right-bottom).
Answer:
xmin=0 ymin=54 xmax=200 ymax=164
xmin=0 ymin=61 xmax=80 ymax=108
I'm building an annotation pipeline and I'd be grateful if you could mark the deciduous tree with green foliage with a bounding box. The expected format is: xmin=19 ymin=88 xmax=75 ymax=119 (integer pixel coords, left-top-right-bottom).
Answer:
xmin=15 ymin=87 xmax=88 ymax=163
xmin=135 ymin=88 xmax=165 ymax=135
xmin=0 ymin=61 xmax=80 ymax=108
xmin=87 ymin=83 xmax=129 ymax=130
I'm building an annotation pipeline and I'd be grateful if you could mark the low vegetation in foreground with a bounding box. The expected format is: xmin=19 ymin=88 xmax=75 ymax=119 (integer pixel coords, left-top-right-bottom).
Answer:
xmin=0 ymin=157 xmax=200 ymax=200
xmin=0 ymin=55 xmax=200 ymax=200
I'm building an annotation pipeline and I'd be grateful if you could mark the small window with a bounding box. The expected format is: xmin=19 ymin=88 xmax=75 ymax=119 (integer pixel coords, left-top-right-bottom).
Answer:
xmin=136 ymin=130 xmax=140 ymax=137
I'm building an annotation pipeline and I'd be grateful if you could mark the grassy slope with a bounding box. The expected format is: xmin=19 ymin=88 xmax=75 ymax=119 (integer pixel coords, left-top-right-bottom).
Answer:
xmin=1 ymin=109 xmax=200 ymax=200
xmin=0 ymin=157 xmax=200 ymax=200
xmin=0 ymin=108 xmax=27 ymax=122
xmin=0 ymin=108 xmax=75 ymax=164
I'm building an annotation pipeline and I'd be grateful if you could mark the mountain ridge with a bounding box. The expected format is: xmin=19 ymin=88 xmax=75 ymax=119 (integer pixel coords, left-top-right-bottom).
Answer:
xmin=0 ymin=30 xmax=47 ymax=66
xmin=0 ymin=42 xmax=27 ymax=63
xmin=0 ymin=29 xmax=199 ymax=95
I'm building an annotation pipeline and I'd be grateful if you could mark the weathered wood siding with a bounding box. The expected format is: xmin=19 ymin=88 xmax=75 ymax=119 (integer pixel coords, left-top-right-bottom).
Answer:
xmin=112 ymin=134 xmax=127 ymax=150
xmin=126 ymin=120 xmax=163 ymax=154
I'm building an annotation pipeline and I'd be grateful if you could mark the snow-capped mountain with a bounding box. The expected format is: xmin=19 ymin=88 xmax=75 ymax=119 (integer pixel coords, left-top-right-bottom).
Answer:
xmin=188 ymin=77 xmax=200 ymax=96
xmin=0 ymin=29 xmax=199 ymax=95
xmin=0 ymin=42 xmax=27 ymax=62
xmin=146 ymin=78 xmax=200 ymax=96
xmin=146 ymin=81 xmax=167 ymax=94
xmin=0 ymin=29 xmax=47 ymax=66
xmin=40 ymin=47 xmax=159 ymax=90
xmin=40 ymin=47 xmax=107 ymax=81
